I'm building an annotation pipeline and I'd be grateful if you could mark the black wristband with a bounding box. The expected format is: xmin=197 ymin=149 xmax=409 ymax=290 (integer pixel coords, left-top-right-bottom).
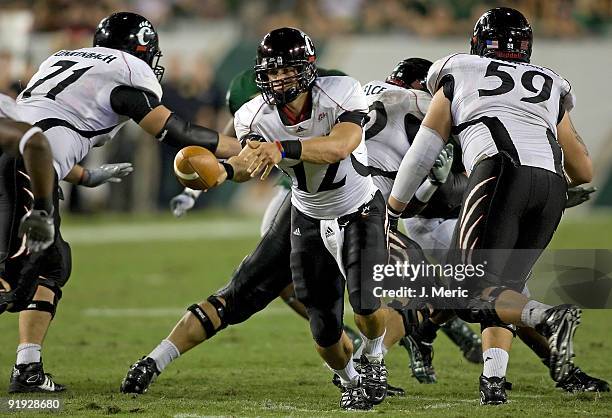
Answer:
xmin=33 ymin=197 xmax=53 ymax=214
xmin=221 ymin=162 xmax=234 ymax=181
xmin=280 ymin=140 xmax=302 ymax=160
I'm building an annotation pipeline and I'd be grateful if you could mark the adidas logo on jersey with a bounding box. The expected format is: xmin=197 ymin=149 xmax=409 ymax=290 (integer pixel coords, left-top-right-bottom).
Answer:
xmin=325 ymin=226 xmax=334 ymax=238
xmin=293 ymin=228 xmax=301 ymax=236
xmin=296 ymin=126 xmax=306 ymax=133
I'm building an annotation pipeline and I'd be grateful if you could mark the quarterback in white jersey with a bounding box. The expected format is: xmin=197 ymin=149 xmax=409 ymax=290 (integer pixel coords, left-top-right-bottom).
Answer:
xmin=235 ymin=27 xmax=388 ymax=410
xmin=389 ymin=7 xmax=594 ymax=405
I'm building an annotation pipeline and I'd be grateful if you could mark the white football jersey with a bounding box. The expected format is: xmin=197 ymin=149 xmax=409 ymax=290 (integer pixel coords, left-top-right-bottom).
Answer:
xmin=235 ymin=76 xmax=376 ymax=219
xmin=363 ymin=80 xmax=431 ymax=200
xmin=0 ymin=93 xmax=20 ymax=120
xmin=16 ymin=46 xmax=163 ymax=179
xmin=427 ymin=53 xmax=574 ymax=176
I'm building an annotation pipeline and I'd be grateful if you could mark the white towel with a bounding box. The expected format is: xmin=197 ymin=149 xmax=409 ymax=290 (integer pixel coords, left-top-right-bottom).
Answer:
xmin=320 ymin=218 xmax=346 ymax=278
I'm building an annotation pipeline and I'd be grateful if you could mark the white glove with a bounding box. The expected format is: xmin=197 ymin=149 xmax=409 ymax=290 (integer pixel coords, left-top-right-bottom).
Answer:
xmin=81 ymin=163 xmax=134 ymax=187
xmin=170 ymin=189 xmax=201 ymax=217
xmin=18 ymin=208 xmax=55 ymax=252
xmin=428 ymin=143 xmax=454 ymax=185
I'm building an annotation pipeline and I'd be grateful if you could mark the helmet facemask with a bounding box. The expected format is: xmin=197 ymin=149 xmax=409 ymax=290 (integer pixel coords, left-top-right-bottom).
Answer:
xmin=255 ymin=59 xmax=316 ymax=106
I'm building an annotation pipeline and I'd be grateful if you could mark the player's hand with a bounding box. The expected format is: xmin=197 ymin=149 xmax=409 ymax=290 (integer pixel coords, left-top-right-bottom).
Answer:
xmin=566 ymin=186 xmax=596 ymax=208
xmin=428 ymin=143 xmax=453 ymax=185
xmin=241 ymin=141 xmax=281 ymax=180
xmin=81 ymin=163 xmax=134 ymax=187
xmin=18 ymin=208 xmax=55 ymax=252
xmin=170 ymin=192 xmax=195 ymax=217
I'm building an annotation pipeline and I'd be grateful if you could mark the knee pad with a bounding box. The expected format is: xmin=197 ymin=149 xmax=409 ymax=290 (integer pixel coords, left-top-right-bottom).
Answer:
xmin=187 ymin=296 xmax=228 ymax=339
xmin=308 ymin=307 xmax=343 ymax=348
xmin=23 ymin=300 xmax=57 ymax=318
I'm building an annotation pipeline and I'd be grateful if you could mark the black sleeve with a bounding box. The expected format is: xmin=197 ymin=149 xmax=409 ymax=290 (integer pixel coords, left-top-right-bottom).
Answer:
xmin=156 ymin=113 xmax=220 ymax=153
xmin=110 ymin=85 xmax=160 ymax=123
xmin=239 ymin=132 xmax=266 ymax=148
xmin=336 ymin=110 xmax=368 ymax=126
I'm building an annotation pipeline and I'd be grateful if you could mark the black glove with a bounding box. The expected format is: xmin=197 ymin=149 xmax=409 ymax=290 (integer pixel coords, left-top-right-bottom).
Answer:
xmin=566 ymin=186 xmax=596 ymax=209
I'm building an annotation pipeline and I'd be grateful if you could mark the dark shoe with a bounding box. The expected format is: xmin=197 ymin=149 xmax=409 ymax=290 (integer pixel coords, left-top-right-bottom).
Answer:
xmin=400 ymin=334 xmax=436 ymax=383
xmin=479 ymin=374 xmax=507 ymax=405
xmin=536 ymin=305 xmax=582 ymax=382
xmin=359 ymin=355 xmax=387 ymax=405
xmin=556 ymin=365 xmax=610 ymax=393
xmin=340 ymin=379 xmax=372 ymax=410
xmin=9 ymin=362 xmax=66 ymax=393
xmin=120 ymin=357 xmax=159 ymax=394
xmin=386 ymin=381 xmax=406 ymax=397
xmin=441 ymin=317 xmax=483 ymax=364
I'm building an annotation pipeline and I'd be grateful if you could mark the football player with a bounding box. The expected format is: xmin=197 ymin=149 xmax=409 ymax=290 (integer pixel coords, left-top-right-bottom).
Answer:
xmin=376 ymin=58 xmax=607 ymax=392
xmin=10 ymin=11 xmax=242 ymax=393
xmin=388 ymin=7 xmax=595 ymax=404
xmin=236 ymin=27 xmax=390 ymax=410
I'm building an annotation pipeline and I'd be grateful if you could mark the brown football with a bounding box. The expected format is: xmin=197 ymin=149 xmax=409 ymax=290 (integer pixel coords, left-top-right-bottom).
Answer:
xmin=173 ymin=146 xmax=220 ymax=190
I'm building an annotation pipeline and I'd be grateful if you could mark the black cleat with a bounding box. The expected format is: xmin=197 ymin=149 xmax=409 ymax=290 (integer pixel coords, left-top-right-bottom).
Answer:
xmin=9 ymin=362 xmax=66 ymax=393
xmin=441 ymin=318 xmax=483 ymax=364
xmin=479 ymin=375 xmax=507 ymax=405
xmin=536 ymin=305 xmax=582 ymax=382
xmin=556 ymin=365 xmax=610 ymax=393
xmin=120 ymin=357 xmax=159 ymax=394
xmin=359 ymin=355 xmax=387 ymax=405
xmin=386 ymin=381 xmax=406 ymax=397
xmin=333 ymin=371 xmax=404 ymax=397
xmin=400 ymin=334 xmax=437 ymax=383
xmin=340 ymin=379 xmax=372 ymax=410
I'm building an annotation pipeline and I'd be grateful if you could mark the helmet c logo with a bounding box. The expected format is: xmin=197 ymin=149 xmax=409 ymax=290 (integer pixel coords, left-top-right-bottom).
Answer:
xmin=136 ymin=26 xmax=153 ymax=46
xmin=303 ymin=35 xmax=315 ymax=56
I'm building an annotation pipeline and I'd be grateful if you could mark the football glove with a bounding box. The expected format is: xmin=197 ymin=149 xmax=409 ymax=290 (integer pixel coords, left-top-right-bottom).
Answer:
xmin=81 ymin=162 xmax=134 ymax=187
xmin=18 ymin=209 xmax=54 ymax=253
xmin=428 ymin=143 xmax=454 ymax=185
xmin=170 ymin=189 xmax=200 ymax=217
xmin=566 ymin=186 xmax=596 ymax=208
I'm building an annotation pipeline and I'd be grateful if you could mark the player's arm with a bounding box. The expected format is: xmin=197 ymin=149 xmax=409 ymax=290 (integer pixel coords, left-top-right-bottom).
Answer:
xmin=387 ymin=89 xmax=451 ymax=225
xmin=0 ymin=119 xmax=55 ymax=251
xmin=557 ymin=113 xmax=593 ymax=186
xmin=110 ymin=86 xmax=241 ymax=158
xmin=0 ymin=120 xmax=54 ymax=210
xmin=240 ymin=116 xmax=365 ymax=179
xmin=402 ymin=143 xmax=455 ymax=217
xmin=64 ymin=163 xmax=133 ymax=187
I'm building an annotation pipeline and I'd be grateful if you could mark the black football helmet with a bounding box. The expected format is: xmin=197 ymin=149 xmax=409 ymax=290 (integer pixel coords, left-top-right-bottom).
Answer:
xmin=93 ymin=12 xmax=165 ymax=81
xmin=254 ymin=27 xmax=317 ymax=105
xmin=470 ymin=7 xmax=533 ymax=63
xmin=386 ymin=58 xmax=432 ymax=91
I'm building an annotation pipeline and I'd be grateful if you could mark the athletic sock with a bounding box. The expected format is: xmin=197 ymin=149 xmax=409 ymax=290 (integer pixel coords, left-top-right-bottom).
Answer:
xmin=16 ymin=343 xmax=41 ymax=365
xmin=332 ymin=358 xmax=359 ymax=386
xmin=482 ymin=348 xmax=509 ymax=378
xmin=147 ymin=339 xmax=180 ymax=372
xmin=381 ymin=344 xmax=389 ymax=357
xmin=361 ymin=330 xmax=386 ymax=360
xmin=520 ymin=300 xmax=553 ymax=328
xmin=352 ymin=341 xmax=364 ymax=360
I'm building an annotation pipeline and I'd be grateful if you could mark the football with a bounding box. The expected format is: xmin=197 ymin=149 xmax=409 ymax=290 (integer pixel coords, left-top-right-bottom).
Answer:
xmin=173 ymin=146 xmax=220 ymax=190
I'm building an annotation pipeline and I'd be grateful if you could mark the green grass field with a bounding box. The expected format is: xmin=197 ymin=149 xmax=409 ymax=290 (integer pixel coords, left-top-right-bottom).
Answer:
xmin=0 ymin=212 xmax=610 ymax=417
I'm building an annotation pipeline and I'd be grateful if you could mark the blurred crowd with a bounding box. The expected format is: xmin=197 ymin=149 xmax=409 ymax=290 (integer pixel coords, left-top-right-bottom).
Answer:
xmin=0 ymin=0 xmax=610 ymax=213
xmin=0 ymin=0 xmax=608 ymax=37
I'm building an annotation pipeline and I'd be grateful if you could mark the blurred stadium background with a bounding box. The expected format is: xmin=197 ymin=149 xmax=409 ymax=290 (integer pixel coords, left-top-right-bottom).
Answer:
xmin=0 ymin=2 xmax=611 ymax=416
xmin=0 ymin=0 xmax=611 ymax=215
